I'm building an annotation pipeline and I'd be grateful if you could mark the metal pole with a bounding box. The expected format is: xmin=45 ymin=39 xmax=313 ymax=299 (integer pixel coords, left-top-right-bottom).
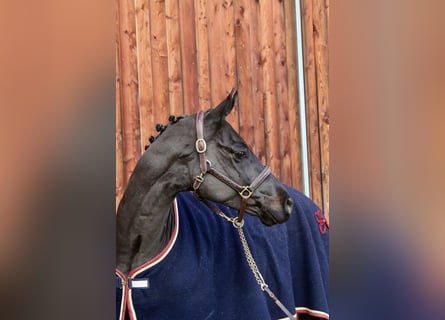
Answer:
xmin=294 ymin=0 xmax=311 ymax=197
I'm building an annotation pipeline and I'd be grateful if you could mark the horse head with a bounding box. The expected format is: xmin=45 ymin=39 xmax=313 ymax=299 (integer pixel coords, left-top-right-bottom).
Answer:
xmin=146 ymin=89 xmax=294 ymax=226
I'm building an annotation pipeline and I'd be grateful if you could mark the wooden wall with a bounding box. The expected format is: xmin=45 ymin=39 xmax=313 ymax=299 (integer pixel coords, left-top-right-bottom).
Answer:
xmin=116 ymin=0 xmax=329 ymax=220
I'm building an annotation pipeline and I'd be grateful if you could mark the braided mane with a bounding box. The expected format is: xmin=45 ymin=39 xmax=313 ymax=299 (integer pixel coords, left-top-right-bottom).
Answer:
xmin=144 ymin=115 xmax=185 ymax=150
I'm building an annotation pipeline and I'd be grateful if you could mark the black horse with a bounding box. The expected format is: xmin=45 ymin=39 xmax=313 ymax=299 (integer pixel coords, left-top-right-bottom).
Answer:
xmin=116 ymin=90 xmax=329 ymax=319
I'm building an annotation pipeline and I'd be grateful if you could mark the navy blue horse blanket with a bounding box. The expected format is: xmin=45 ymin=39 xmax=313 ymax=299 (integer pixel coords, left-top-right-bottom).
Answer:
xmin=116 ymin=186 xmax=329 ymax=319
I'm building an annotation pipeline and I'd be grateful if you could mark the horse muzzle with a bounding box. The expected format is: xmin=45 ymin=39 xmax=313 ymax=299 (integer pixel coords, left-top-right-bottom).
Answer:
xmin=251 ymin=189 xmax=294 ymax=226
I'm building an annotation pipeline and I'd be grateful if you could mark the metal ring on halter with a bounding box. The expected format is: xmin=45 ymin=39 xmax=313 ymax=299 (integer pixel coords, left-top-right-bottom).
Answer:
xmin=232 ymin=217 xmax=244 ymax=228
xmin=239 ymin=186 xmax=253 ymax=199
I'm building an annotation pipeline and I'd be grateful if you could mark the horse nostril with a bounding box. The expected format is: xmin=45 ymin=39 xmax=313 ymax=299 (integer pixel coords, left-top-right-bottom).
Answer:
xmin=284 ymin=196 xmax=294 ymax=216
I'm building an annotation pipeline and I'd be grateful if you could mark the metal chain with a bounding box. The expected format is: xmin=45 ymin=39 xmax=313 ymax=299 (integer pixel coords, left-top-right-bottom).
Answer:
xmin=201 ymin=200 xmax=265 ymax=287
xmin=235 ymin=222 xmax=295 ymax=319
xmin=236 ymin=225 xmax=268 ymax=290
xmin=202 ymin=199 xmax=295 ymax=319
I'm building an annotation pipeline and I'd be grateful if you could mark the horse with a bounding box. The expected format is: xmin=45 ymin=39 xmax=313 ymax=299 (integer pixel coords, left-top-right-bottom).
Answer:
xmin=116 ymin=89 xmax=329 ymax=320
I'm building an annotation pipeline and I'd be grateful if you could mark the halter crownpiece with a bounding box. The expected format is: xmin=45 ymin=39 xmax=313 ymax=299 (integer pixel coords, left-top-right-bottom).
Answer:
xmin=192 ymin=110 xmax=271 ymax=224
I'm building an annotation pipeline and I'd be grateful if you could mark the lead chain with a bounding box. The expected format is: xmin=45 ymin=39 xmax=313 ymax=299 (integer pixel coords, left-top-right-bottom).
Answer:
xmin=203 ymin=201 xmax=266 ymax=288
xmin=202 ymin=200 xmax=266 ymax=288
xmin=236 ymin=224 xmax=267 ymax=289
xmin=201 ymin=200 xmax=295 ymax=319
xmin=235 ymin=223 xmax=295 ymax=319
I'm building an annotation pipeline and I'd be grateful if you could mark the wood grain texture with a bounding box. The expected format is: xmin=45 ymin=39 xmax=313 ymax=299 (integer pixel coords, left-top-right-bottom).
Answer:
xmin=194 ymin=0 xmax=211 ymax=111
xmin=221 ymin=0 xmax=239 ymax=131
xmin=313 ymin=0 xmax=330 ymax=221
xmin=273 ymin=0 xmax=292 ymax=185
xmin=116 ymin=0 xmax=330 ymax=217
xmin=134 ymin=0 xmax=154 ymax=153
xmin=116 ymin=1 xmax=124 ymax=211
xmin=259 ymin=0 xmax=280 ymax=177
xmin=117 ymin=0 xmax=141 ymax=185
xmin=301 ymin=0 xmax=322 ymax=210
xmin=149 ymin=0 xmax=170 ymax=126
xmin=284 ymin=0 xmax=303 ymax=191
xmin=249 ymin=1 xmax=266 ymax=165
xmin=165 ymin=0 xmax=184 ymax=116
xmin=179 ymin=0 xmax=199 ymax=113
xmin=234 ymin=0 xmax=255 ymax=149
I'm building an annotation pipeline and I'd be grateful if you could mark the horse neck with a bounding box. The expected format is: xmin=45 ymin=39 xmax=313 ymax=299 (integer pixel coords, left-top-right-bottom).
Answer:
xmin=116 ymin=155 xmax=191 ymax=275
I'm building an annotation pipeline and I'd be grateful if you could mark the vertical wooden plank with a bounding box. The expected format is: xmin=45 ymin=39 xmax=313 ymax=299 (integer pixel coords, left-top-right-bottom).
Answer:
xmin=284 ymin=0 xmax=303 ymax=190
xmin=149 ymin=0 xmax=170 ymax=126
xmin=313 ymin=0 xmax=330 ymax=220
xmin=221 ymin=0 xmax=239 ymax=131
xmin=178 ymin=0 xmax=199 ymax=113
xmin=273 ymin=0 xmax=291 ymax=185
xmin=117 ymin=0 xmax=141 ymax=186
xmin=134 ymin=0 xmax=154 ymax=152
xmin=165 ymin=0 xmax=184 ymax=116
xmin=207 ymin=1 xmax=225 ymax=106
xmin=116 ymin=86 xmax=124 ymax=210
xmin=249 ymin=1 xmax=266 ymax=164
xmin=194 ymin=0 xmax=211 ymax=110
xmin=116 ymin=2 xmax=124 ymax=210
xmin=301 ymin=0 xmax=323 ymax=210
xmin=325 ymin=0 xmax=329 ymax=23
xmin=259 ymin=0 xmax=281 ymax=177
xmin=234 ymin=0 xmax=255 ymax=149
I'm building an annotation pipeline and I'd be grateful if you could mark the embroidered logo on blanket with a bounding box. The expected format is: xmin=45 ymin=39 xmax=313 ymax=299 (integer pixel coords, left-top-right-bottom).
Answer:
xmin=314 ymin=210 xmax=328 ymax=235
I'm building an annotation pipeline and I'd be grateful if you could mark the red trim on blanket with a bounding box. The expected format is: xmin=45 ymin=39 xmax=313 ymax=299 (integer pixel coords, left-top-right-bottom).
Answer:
xmin=119 ymin=199 xmax=179 ymax=320
xmin=296 ymin=307 xmax=330 ymax=319
xmin=128 ymin=199 xmax=179 ymax=277
xmin=115 ymin=269 xmax=128 ymax=320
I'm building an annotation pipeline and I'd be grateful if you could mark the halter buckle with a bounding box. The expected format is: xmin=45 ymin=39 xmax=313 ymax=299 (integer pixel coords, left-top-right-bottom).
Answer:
xmin=239 ymin=186 xmax=253 ymax=199
xmin=193 ymin=173 xmax=205 ymax=190
xmin=195 ymin=139 xmax=207 ymax=153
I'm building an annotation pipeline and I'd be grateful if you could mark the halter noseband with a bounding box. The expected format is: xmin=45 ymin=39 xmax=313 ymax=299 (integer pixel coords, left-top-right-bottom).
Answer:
xmin=192 ymin=111 xmax=271 ymax=224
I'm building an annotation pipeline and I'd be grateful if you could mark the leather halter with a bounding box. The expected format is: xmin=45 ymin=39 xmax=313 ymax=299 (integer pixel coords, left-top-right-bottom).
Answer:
xmin=192 ymin=111 xmax=271 ymax=224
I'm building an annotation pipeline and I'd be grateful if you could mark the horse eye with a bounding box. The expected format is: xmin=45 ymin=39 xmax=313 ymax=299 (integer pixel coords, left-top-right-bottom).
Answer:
xmin=234 ymin=150 xmax=247 ymax=159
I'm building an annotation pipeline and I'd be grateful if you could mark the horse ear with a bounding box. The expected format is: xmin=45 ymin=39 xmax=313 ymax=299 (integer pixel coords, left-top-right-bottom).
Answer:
xmin=205 ymin=88 xmax=238 ymax=123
